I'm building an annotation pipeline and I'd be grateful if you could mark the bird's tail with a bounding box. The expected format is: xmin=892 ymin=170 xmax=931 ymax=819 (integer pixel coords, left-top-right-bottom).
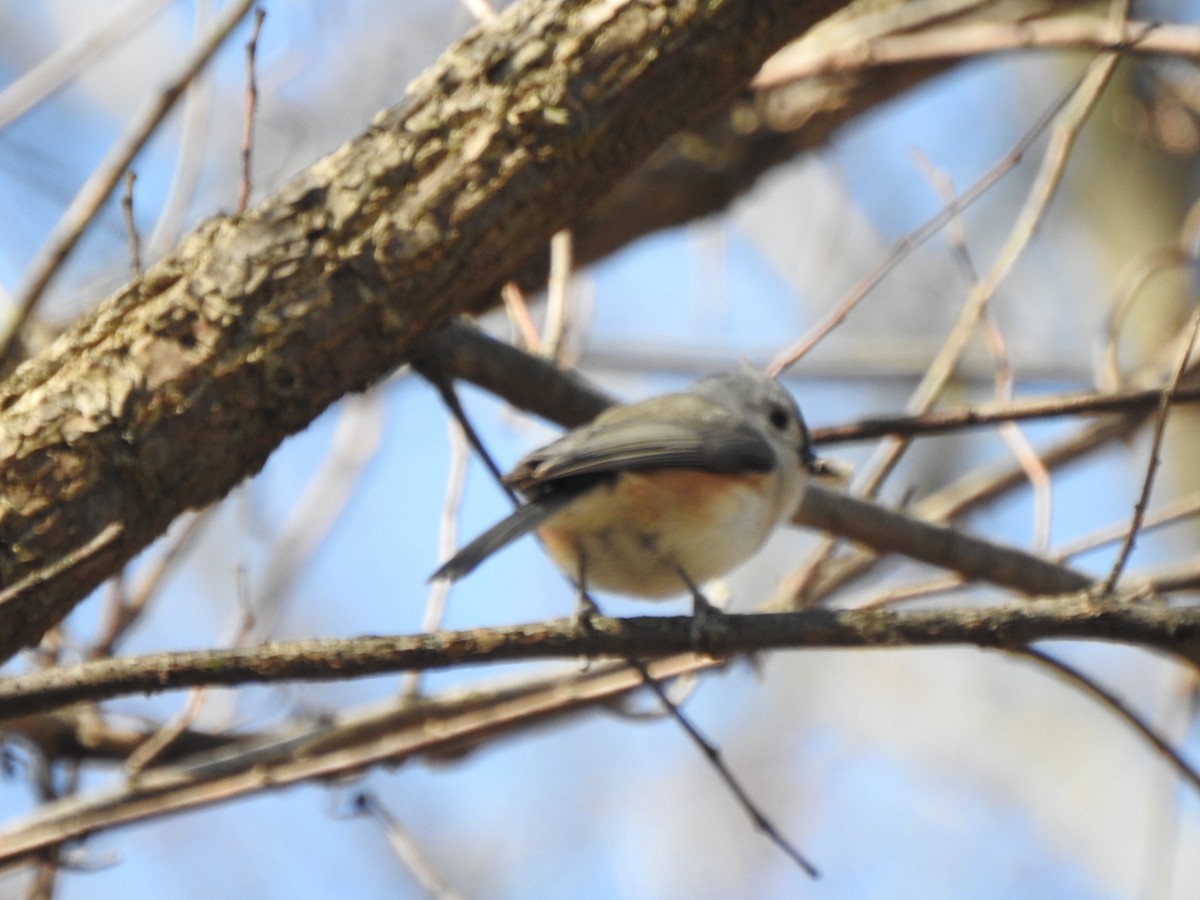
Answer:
xmin=429 ymin=490 xmax=580 ymax=582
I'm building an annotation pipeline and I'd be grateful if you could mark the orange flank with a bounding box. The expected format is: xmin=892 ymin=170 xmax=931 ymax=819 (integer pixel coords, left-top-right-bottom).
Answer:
xmin=537 ymin=468 xmax=784 ymax=598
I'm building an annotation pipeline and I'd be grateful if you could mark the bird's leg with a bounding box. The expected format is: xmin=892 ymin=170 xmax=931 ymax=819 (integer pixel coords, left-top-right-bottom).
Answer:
xmin=674 ymin=565 xmax=724 ymax=652
xmin=572 ymin=549 xmax=602 ymax=633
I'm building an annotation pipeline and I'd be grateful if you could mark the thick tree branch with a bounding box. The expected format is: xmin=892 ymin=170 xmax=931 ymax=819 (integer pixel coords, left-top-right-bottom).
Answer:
xmin=0 ymin=0 xmax=850 ymax=661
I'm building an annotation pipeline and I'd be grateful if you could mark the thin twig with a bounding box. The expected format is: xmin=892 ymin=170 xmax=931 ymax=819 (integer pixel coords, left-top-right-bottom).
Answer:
xmin=767 ymin=82 xmax=1074 ymax=375
xmin=238 ymin=7 xmax=266 ymax=215
xmin=1136 ymin=671 xmax=1200 ymax=900
xmin=0 ymin=0 xmax=174 ymax=129
xmin=426 ymin=419 xmax=472 ymax=635
xmin=120 ymin=170 xmax=142 ymax=277
xmin=502 ymin=281 xmax=542 ymax=352
xmin=457 ymin=0 xmax=497 ymax=23
xmin=628 ymin=655 xmax=819 ymax=878
xmin=414 ymin=368 xmax=516 ymax=500
xmin=1017 ymin=646 xmax=1200 ymax=794
xmin=251 ymin=392 xmax=384 ymax=641
xmin=0 ymin=0 xmax=256 ymax=366
xmin=26 ymin=761 xmax=81 ymax=900
xmin=125 ymin=579 xmax=257 ymax=776
xmin=905 ymin=54 xmax=1118 ymax=480
xmin=755 ymin=17 xmax=1178 ymax=88
xmin=89 ymin=511 xmax=210 ymax=659
xmin=0 ymin=524 xmax=124 ymax=616
xmin=788 ymin=47 xmax=1122 ymax=607
xmin=916 ymin=147 xmax=1053 ymax=552
xmin=1053 ymin=490 xmax=1200 ymax=560
xmin=351 ymin=793 xmax=464 ymax=899
xmin=845 ymin=574 xmax=967 ymax=610
xmin=981 ymin=314 xmax=1053 ymax=552
xmin=405 ymin=418 xmax=471 ymax=697
xmin=543 ymin=229 xmax=573 ymax=362
xmin=1098 ymin=248 xmax=1184 ymax=393
xmin=30 ymin=855 xmax=60 ymax=900
xmin=125 ymin=689 xmax=210 ymax=776
xmin=812 ymin=386 xmax=1200 ymax=445
xmin=147 ymin=0 xmax=217 ymax=259
xmin=1105 ymin=307 xmax=1200 ymax=591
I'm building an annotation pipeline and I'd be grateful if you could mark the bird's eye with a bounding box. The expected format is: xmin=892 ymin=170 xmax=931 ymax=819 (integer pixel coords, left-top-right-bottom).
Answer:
xmin=767 ymin=404 xmax=790 ymax=431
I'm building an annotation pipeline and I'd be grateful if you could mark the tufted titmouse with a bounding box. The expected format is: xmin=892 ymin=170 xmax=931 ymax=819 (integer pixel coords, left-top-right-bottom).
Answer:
xmin=431 ymin=365 xmax=833 ymax=607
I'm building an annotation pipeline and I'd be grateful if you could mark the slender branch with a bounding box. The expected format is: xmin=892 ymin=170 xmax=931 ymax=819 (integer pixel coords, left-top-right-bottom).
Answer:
xmin=249 ymin=393 xmax=384 ymax=641
xmin=1054 ymin=490 xmax=1200 ymax=560
xmin=785 ymin=51 xmax=1118 ymax=605
xmin=88 ymin=512 xmax=209 ymax=659
xmin=237 ymin=7 xmax=266 ymax=215
xmin=1018 ymin=647 xmax=1200 ymax=794
xmin=757 ymin=17 xmax=1195 ymax=88
xmin=768 ymin=80 xmax=1073 ymax=375
xmin=626 ymin=655 xmax=819 ymax=878
xmin=410 ymin=321 xmax=614 ymax=429
xmin=352 ymin=794 xmax=464 ymax=899
xmin=120 ymin=170 xmax=142 ymax=277
xmin=543 ymin=229 xmax=573 ymax=362
xmin=1106 ymin=308 xmax=1200 ymax=590
xmin=3 ymin=599 xmax=1199 ymax=720
xmin=0 ymin=0 xmax=174 ymax=128
xmin=813 ymin=386 xmax=1200 ymax=445
xmin=146 ymin=0 xmax=217 ymax=259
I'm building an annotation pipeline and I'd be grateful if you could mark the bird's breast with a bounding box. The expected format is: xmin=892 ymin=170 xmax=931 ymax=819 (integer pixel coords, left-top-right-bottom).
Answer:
xmin=537 ymin=468 xmax=789 ymax=597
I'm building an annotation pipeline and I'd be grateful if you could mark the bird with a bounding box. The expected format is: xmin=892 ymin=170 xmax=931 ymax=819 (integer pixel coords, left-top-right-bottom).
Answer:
xmin=431 ymin=364 xmax=834 ymax=616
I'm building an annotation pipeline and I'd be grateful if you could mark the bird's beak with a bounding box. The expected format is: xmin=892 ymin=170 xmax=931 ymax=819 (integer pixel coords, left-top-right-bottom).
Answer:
xmin=803 ymin=451 xmax=852 ymax=488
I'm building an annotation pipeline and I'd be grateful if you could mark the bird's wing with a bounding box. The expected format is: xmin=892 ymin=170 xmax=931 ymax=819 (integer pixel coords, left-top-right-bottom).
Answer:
xmin=504 ymin=395 xmax=775 ymax=493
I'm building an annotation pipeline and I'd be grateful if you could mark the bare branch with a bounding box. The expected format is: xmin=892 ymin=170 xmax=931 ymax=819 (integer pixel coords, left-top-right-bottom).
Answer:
xmin=3 ymin=599 xmax=1198 ymax=721
xmin=758 ymin=17 xmax=1200 ymax=88
xmin=120 ymin=170 xmax=142 ymax=277
xmin=237 ymin=7 xmax=266 ymax=215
